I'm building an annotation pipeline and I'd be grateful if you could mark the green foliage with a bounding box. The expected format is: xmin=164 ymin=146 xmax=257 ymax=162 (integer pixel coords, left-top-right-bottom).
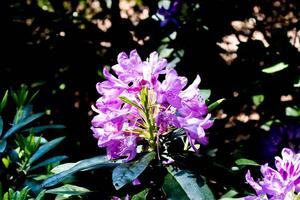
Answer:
xmin=252 ymin=95 xmax=264 ymax=107
xmin=42 ymin=155 xmax=119 ymax=188
xmin=163 ymin=168 xmax=215 ymax=200
xmin=235 ymin=158 xmax=260 ymax=166
xmin=46 ymin=184 xmax=91 ymax=197
xmin=0 ymin=86 xmax=66 ymax=199
xmin=112 ymin=152 xmax=156 ymax=190
xmin=262 ymin=62 xmax=289 ymax=74
xmin=208 ymin=98 xmax=225 ymax=112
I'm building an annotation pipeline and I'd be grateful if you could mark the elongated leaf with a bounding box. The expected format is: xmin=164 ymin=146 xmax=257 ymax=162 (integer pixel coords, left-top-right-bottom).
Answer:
xmin=112 ymin=152 xmax=156 ymax=190
xmin=3 ymin=113 xmax=44 ymax=139
xmin=163 ymin=168 xmax=215 ymax=200
xmin=119 ymin=96 xmax=142 ymax=110
xmin=51 ymin=163 xmax=77 ymax=174
xmin=220 ymin=189 xmax=238 ymax=198
xmin=235 ymin=158 xmax=259 ymax=166
xmin=46 ymin=184 xmax=91 ymax=195
xmin=0 ymin=116 xmax=3 ymax=137
xmin=29 ymin=155 xmax=68 ymax=171
xmin=0 ymin=140 xmax=7 ymax=153
xmin=35 ymin=190 xmax=46 ymax=200
xmin=262 ymin=62 xmax=288 ymax=73
xmin=14 ymin=104 xmax=34 ymax=124
xmin=25 ymin=125 xmax=65 ymax=134
xmin=132 ymin=189 xmax=149 ymax=200
xmin=28 ymin=137 xmax=65 ymax=164
xmin=0 ymin=90 xmax=8 ymax=113
xmin=19 ymin=187 xmax=30 ymax=200
xmin=208 ymin=98 xmax=225 ymax=112
xmin=42 ymin=155 xmax=118 ymax=187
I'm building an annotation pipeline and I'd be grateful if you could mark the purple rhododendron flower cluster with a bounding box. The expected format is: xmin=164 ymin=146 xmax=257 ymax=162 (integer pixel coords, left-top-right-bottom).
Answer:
xmin=245 ymin=148 xmax=300 ymax=200
xmin=91 ymin=50 xmax=212 ymax=161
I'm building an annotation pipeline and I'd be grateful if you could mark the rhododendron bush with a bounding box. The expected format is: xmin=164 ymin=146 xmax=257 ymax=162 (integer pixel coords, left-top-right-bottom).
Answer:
xmin=40 ymin=50 xmax=300 ymax=200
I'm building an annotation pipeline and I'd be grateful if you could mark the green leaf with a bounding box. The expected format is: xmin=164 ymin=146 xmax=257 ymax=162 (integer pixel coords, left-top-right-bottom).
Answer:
xmin=285 ymin=107 xmax=300 ymax=117
xmin=208 ymin=98 xmax=225 ymax=112
xmin=163 ymin=168 xmax=215 ymax=200
xmin=200 ymin=89 xmax=211 ymax=101
xmin=119 ymin=96 xmax=142 ymax=110
xmin=132 ymin=189 xmax=149 ymax=200
xmin=25 ymin=125 xmax=65 ymax=134
xmin=28 ymin=137 xmax=65 ymax=164
xmin=3 ymin=113 xmax=44 ymax=139
xmin=0 ymin=90 xmax=8 ymax=113
xmin=24 ymin=179 xmax=43 ymax=195
xmin=19 ymin=187 xmax=30 ymax=200
xmin=235 ymin=158 xmax=259 ymax=166
xmin=0 ymin=116 xmax=3 ymax=138
xmin=252 ymin=95 xmax=264 ymax=106
xmin=262 ymin=62 xmax=288 ymax=73
xmin=0 ymin=140 xmax=7 ymax=153
xmin=112 ymin=152 xmax=156 ymax=190
xmin=35 ymin=190 xmax=46 ymax=200
xmin=42 ymin=155 xmax=118 ymax=187
xmin=2 ymin=158 xmax=10 ymax=168
xmin=14 ymin=104 xmax=34 ymax=124
xmin=46 ymin=184 xmax=91 ymax=195
xmin=220 ymin=189 xmax=238 ymax=198
xmin=51 ymin=163 xmax=77 ymax=174
xmin=29 ymin=155 xmax=68 ymax=171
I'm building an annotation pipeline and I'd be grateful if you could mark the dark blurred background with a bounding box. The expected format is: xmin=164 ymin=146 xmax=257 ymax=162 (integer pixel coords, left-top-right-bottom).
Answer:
xmin=1 ymin=0 xmax=300 ymax=198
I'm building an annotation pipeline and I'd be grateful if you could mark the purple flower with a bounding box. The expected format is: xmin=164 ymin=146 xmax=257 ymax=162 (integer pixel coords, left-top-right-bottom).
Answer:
xmin=245 ymin=148 xmax=300 ymax=199
xmin=91 ymin=50 xmax=212 ymax=161
xmin=158 ymin=0 xmax=181 ymax=27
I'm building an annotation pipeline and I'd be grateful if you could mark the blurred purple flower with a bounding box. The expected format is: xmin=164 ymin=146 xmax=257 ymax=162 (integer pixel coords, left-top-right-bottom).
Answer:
xmin=245 ymin=148 xmax=300 ymax=199
xmin=261 ymin=123 xmax=300 ymax=162
xmin=158 ymin=0 xmax=181 ymax=27
xmin=91 ymin=49 xmax=212 ymax=161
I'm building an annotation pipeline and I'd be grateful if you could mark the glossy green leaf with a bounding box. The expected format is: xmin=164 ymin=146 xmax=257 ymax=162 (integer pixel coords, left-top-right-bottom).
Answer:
xmin=163 ymin=168 xmax=215 ymax=200
xmin=0 ymin=90 xmax=8 ymax=113
xmin=29 ymin=155 xmax=68 ymax=171
xmin=25 ymin=124 xmax=65 ymax=134
xmin=3 ymin=113 xmax=44 ymax=139
xmin=51 ymin=163 xmax=77 ymax=174
xmin=28 ymin=137 xmax=65 ymax=164
xmin=208 ymin=98 xmax=225 ymax=112
xmin=262 ymin=62 xmax=288 ymax=73
xmin=132 ymin=189 xmax=149 ymax=200
xmin=35 ymin=190 xmax=46 ymax=200
xmin=19 ymin=187 xmax=30 ymax=200
xmin=46 ymin=184 xmax=91 ymax=195
xmin=252 ymin=95 xmax=264 ymax=106
xmin=42 ymin=155 xmax=118 ymax=187
xmin=112 ymin=152 xmax=156 ymax=190
xmin=235 ymin=158 xmax=259 ymax=166
xmin=0 ymin=140 xmax=7 ymax=153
